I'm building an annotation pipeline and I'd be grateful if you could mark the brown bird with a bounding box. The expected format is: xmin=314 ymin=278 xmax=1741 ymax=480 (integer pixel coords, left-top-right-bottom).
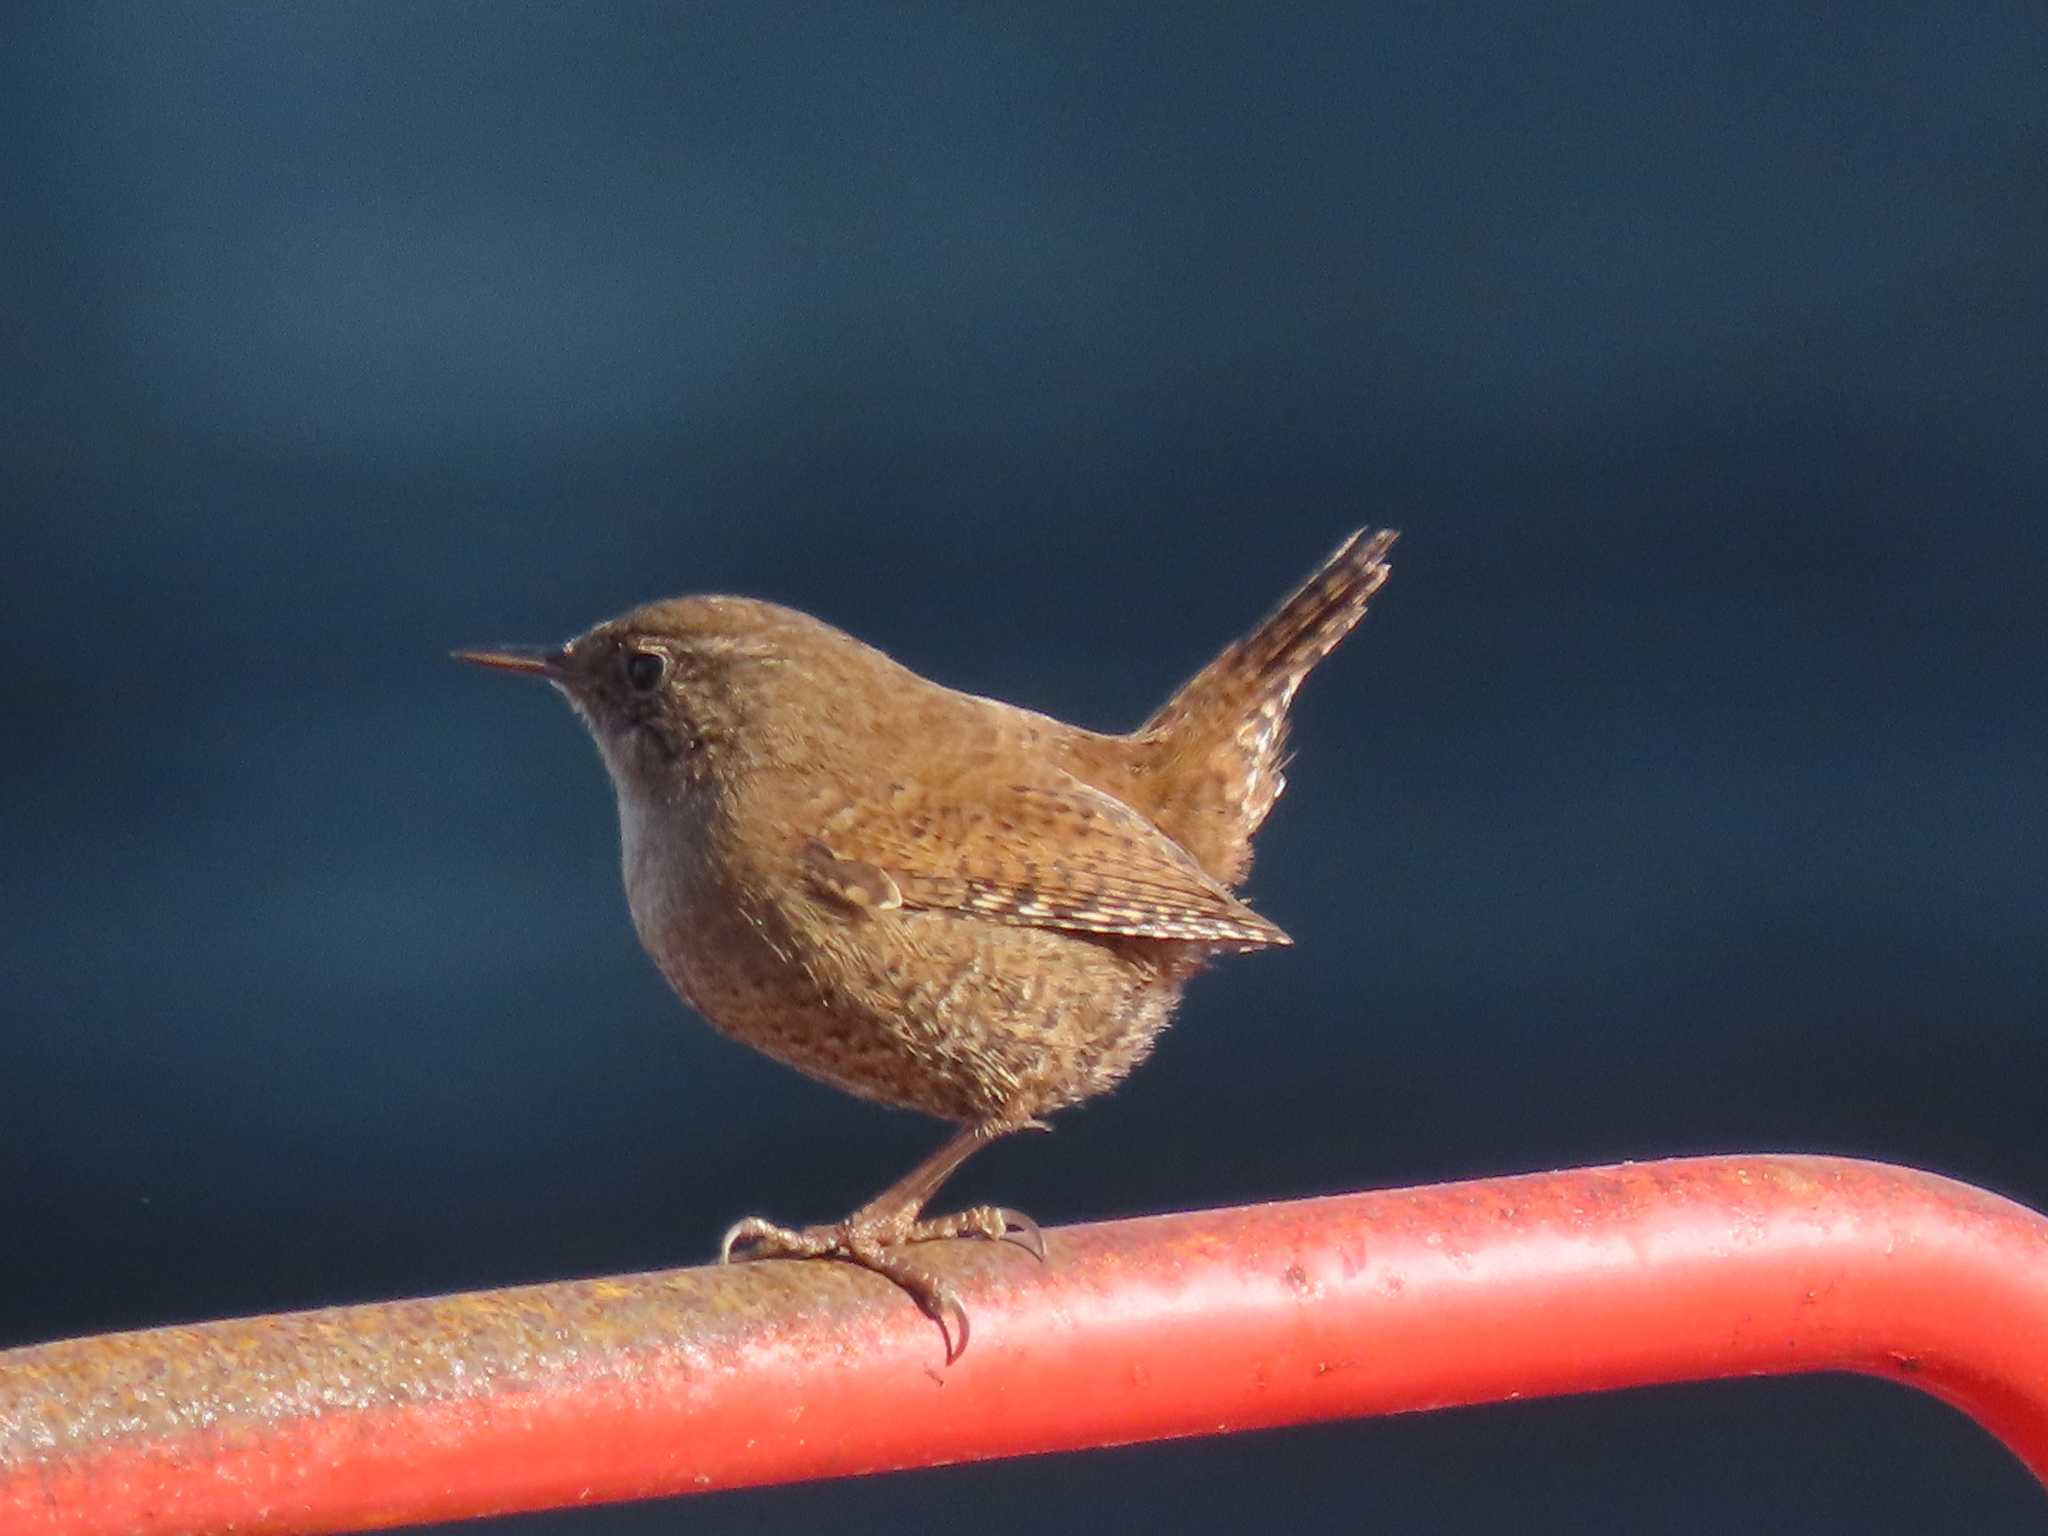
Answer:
xmin=458 ymin=527 xmax=1396 ymax=1357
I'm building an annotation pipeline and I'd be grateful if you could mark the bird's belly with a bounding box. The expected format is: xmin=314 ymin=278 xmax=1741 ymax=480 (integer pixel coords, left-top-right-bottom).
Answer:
xmin=637 ymin=875 xmax=1189 ymax=1121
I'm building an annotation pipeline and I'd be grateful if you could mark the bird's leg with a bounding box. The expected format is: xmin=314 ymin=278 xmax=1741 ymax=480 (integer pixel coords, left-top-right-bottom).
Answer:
xmin=719 ymin=1119 xmax=1043 ymax=1359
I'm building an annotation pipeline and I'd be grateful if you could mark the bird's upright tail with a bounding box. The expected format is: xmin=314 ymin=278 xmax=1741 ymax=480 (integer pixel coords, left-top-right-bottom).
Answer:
xmin=1134 ymin=528 xmax=1397 ymax=886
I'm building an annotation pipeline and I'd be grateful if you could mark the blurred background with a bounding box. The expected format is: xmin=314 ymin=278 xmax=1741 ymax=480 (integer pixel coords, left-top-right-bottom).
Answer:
xmin=3 ymin=5 xmax=2044 ymax=1531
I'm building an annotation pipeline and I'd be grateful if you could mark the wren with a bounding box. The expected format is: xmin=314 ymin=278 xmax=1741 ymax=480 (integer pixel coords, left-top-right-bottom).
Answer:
xmin=457 ymin=528 xmax=1397 ymax=1357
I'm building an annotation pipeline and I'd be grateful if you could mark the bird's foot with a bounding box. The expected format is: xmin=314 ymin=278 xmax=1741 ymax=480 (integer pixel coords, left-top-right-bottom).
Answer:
xmin=719 ymin=1203 xmax=1044 ymax=1361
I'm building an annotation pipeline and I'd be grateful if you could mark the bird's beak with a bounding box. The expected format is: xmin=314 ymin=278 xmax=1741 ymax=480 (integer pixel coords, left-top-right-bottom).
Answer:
xmin=452 ymin=644 xmax=566 ymax=678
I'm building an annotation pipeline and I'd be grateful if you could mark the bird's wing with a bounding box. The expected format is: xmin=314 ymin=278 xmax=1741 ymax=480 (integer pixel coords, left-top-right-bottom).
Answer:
xmin=804 ymin=773 xmax=1290 ymax=949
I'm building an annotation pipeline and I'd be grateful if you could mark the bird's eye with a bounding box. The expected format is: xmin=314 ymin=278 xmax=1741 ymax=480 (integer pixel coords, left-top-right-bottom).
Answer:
xmin=624 ymin=649 xmax=666 ymax=692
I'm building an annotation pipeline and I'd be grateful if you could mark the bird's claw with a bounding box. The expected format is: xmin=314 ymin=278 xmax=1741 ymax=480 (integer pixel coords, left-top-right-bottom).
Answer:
xmin=718 ymin=1217 xmax=764 ymax=1264
xmin=903 ymin=1202 xmax=1046 ymax=1260
xmin=997 ymin=1207 xmax=1046 ymax=1261
xmin=714 ymin=1201 xmax=1043 ymax=1360
xmin=914 ymin=1276 xmax=971 ymax=1363
xmin=719 ymin=1215 xmax=831 ymax=1265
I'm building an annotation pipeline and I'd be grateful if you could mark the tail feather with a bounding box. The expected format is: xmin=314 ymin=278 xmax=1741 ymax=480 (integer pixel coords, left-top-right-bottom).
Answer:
xmin=1135 ymin=528 xmax=1396 ymax=885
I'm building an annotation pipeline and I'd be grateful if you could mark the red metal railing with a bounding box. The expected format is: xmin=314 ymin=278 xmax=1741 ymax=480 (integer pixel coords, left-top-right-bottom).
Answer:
xmin=3 ymin=1155 xmax=2045 ymax=1534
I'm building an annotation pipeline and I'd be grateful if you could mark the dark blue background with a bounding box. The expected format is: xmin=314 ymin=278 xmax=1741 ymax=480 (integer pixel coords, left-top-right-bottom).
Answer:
xmin=4 ymin=6 xmax=2045 ymax=1531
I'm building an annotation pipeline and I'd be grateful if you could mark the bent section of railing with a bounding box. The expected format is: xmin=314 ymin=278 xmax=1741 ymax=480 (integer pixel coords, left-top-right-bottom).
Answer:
xmin=3 ymin=1155 xmax=2045 ymax=1534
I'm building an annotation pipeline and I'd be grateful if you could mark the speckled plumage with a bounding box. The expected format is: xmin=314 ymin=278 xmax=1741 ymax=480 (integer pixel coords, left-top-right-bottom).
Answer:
xmin=460 ymin=527 xmax=1396 ymax=1355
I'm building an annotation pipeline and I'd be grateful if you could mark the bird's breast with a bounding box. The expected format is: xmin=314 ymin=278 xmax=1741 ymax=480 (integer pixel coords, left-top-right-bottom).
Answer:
xmin=616 ymin=792 xmax=723 ymax=973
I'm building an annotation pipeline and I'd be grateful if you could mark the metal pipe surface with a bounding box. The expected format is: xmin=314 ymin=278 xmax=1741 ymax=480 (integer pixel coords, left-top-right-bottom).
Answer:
xmin=3 ymin=1155 xmax=2045 ymax=1533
